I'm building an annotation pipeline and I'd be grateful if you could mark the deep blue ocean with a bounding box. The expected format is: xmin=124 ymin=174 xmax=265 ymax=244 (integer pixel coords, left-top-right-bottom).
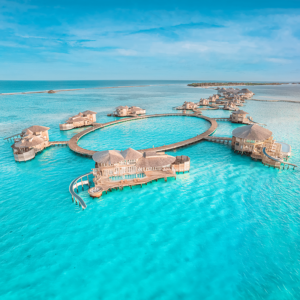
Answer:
xmin=1 ymin=81 xmax=300 ymax=299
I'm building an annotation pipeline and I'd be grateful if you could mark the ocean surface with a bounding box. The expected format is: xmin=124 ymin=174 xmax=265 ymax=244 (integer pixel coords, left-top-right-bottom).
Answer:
xmin=1 ymin=81 xmax=300 ymax=300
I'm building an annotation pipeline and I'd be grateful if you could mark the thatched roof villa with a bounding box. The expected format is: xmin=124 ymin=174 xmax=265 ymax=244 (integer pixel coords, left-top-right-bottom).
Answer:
xmin=198 ymin=98 xmax=209 ymax=106
xmin=230 ymin=110 xmax=250 ymax=124
xmin=223 ymin=101 xmax=237 ymax=110
xmin=232 ymin=124 xmax=290 ymax=168
xmin=59 ymin=110 xmax=97 ymax=130
xmin=89 ymin=148 xmax=190 ymax=198
xmin=238 ymin=88 xmax=254 ymax=99
xmin=182 ymin=101 xmax=198 ymax=110
xmin=112 ymin=106 xmax=146 ymax=117
xmin=12 ymin=125 xmax=51 ymax=162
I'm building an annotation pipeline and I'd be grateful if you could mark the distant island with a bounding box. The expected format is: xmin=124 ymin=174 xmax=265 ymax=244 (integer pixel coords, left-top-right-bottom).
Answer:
xmin=188 ymin=82 xmax=285 ymax=87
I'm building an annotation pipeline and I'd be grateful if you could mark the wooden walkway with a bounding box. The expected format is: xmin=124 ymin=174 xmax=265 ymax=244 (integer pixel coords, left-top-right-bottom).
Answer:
xmin=212 ymin=118 xmax=230 ymax=121
xmin=68 ymin=113 xmax=218 ymax=156
xmin=49 ymin=141 xmax=68 ymax=146
xmin=99 ymin=170 xmax=176 ymax=193
xmin=204 ymin=136 xmax=232 ymax=144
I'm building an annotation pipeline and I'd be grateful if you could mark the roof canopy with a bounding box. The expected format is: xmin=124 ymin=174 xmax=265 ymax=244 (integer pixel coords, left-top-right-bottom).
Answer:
xmin=136 ymin=154 xmax=176 ymax=168
xmin=239 ymin=88 xmax=252 ymax=93
xmin=22 ymin=125 xmax=50 ymax=133
xmin=92 ymin=150 xmax=124 ymax=164
xmin=121 ymin=148 xmax=143 ymax=160
xmin=13 ymin=135 xmax=45 ymax=148
xmin=82 ymin=110 xmax=97 ymax=115
xmin=232 ymin=110 xmax=248 ymax=114
xmin=232 ymin=124 xmax=272 ymax=140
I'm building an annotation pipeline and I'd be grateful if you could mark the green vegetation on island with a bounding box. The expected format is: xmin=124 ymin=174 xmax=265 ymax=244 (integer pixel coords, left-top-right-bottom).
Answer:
xmin=187 ymin=82 xmax=284 ymax=87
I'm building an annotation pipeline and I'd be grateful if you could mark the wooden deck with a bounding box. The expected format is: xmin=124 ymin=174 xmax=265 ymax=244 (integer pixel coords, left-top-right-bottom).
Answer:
xmin=49 ymin=141 xmax=68 ymax=146
xmin=98 ymin=170 xmax=177 ymax=193
xmin=68 ymin=113 xmax=218 ymax=157
xmin=204 ymin=136 xmax=232 ymax=144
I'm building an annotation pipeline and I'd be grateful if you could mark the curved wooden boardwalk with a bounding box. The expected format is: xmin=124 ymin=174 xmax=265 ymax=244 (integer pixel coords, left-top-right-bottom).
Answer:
xmin=68 ymin=113 xmax=218 ymax=157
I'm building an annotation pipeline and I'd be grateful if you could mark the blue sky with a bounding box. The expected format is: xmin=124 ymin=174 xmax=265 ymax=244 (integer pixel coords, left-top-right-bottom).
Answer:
xmin=1 ymin=0 xmax=300 ymax=80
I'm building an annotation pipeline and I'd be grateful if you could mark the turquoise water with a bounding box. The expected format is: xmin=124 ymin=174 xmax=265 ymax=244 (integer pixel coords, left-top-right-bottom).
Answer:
xmin=1 ymin=81 xmax=300 ymax=299
xmin=79 ymin=116 xmax=210 ymax=151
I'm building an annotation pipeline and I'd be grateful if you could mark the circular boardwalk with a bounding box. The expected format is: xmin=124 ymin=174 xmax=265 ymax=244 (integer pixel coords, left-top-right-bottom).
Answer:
xmin=68 ymin=113 xmax=218 ymax=156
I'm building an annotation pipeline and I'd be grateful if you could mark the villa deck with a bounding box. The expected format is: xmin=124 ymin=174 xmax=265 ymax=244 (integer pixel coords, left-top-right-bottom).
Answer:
xmin=97 ymin=169 xmax=177 ymax=194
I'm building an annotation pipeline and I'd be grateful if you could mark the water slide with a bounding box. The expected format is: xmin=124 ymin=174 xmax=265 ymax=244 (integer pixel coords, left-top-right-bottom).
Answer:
xmin=69 ymin=172 xmax=93 ymax=209
xmin=262 ymin=148 xmax=297 ymax=169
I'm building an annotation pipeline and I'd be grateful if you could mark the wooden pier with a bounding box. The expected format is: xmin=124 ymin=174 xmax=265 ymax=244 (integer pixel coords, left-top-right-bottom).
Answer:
xmin=4 ymin=133 xmax=21 ymax=142
xmin=212 ymin=118 xmax=231 ymax=121
xmin=68 ymin=113 xmax=218 ymax=157
xmin=48 ymin=141 xmax=68 ymax=146
xmin=204 ymin=136 xmax=232 ymax=144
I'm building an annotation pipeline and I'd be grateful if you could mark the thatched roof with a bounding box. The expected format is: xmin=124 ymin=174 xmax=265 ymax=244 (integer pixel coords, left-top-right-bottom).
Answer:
xmin=22 ymin=125 xmax=50 ymax=133
xmin=239 ymin=88 xmax=252 ymax=93
xmin=143 ymin=151 xmax=158 ymax=157
xmin=72 ymin=117 xmax=87 ymax=122
xmin=136 ymin=155 xmax=176 ymax=168
xmin=232 ymin=124 xmax=272 ymax=140
xmin=232 ymin=110 xmax=248 ymax=114
xmin=23 ymin=129 xmax=33 ymax=136
xmin=12 ymin=135 xmax=45 ymax=149
xmin=219 ymin=88 xmax=227 ymax=92
xmin=82 ymin=110 xmax=97 ymax=115
xmin=121 ymin=148 xmax=142 ymax=160
xmin=92 ymin=150 xmax=124 ymax=164
xmin=116 ymin=106 xmax=128 ymax=110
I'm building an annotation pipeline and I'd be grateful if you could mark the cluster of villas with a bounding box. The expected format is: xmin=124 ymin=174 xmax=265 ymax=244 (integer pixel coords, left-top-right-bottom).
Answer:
xmin=88 ymin=148 xmax=190 ymax=198
xmin=231 ymin=124 xmax=291 ymax=168
xmin=109 ymin=106 xmax=146 ymax=117
xmin=217 ymin=87 xmax=254 ymax=99
xmin=59 ymin=110 xmax=97 ymax=130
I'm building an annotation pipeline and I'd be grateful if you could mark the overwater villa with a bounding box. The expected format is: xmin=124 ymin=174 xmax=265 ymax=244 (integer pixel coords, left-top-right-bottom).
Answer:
xmin=198 ymin=98 xmax=210 ymax=106
xmin=238 ymin=88 xmax=254 ymax=99
xmin=229 ymin=110 xmax=251 ymax=124
xmin=111 ymin=106 xmax=146 ymax=117
xmin=59 ymin=110 xmax=97 ymax=130
xmin=232 ymin=124 xmax=291 ymax=168
xmin=11 ymin=125 xmax=50 ymax=162
xmin=88 ymin=148 xmax=190 ymax=198
xmin=223 ymin=101 xmax=237 ymax=110
xmin=182 ymin=101 xmax=199 ymax=110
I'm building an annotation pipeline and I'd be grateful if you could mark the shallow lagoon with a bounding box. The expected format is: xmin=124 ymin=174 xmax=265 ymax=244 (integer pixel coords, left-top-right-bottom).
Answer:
xmin=1 ymin=82 xmax=300 ymax=299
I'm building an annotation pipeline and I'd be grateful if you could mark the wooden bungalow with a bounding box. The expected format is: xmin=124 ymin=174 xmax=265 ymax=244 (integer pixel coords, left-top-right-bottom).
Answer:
xmin=230 ymin=110 xmax=249 ymax=124
xmin=113 ymin=106 xmax=146 ymax=117
xmin=12 ymin=125 xmax=51 ymax=162
xmin=89 ymin=148 xmax=190 ymax=198
xmin=21 ymin=125 xmax=50 ymax=141
xmin=238 ymin=88 xmax=254 ymax=99
xmin=223 ymin=101 xmax=237 ymax=110
xmin=182 ymin=101 xmax=198 ymax=110
xmin=231 ymin=124 xmax=288 ymax=167
xmin=198 ymin=98 xmax=209 ymax=106
xmin=218 ymin=88 xmax=227 ymax=95
xmin=128 ymin=106 xmax=146 ymax=116
xmin=59 ymin=110 xmax=97 ymax=130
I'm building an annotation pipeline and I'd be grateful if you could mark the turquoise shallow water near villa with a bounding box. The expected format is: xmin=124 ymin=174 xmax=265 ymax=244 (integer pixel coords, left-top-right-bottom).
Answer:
xmin=1 ymin=81 xmax=300 ymax=299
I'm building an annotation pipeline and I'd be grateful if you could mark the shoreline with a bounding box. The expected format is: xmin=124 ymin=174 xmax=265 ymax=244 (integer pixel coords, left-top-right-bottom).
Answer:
xmin=187 ymin=82 xmax=299 ymax=88
xmin=0 ymin=84 xmax=152 ymax=96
